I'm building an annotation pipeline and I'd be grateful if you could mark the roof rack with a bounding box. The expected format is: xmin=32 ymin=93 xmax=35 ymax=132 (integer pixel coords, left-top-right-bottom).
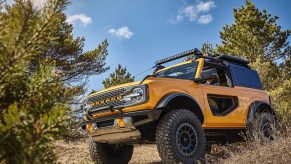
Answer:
xmin=155 ymin=48 xmax=250 ymax=68
xmin=155 ymin=48 xmax=202 ymax=66
xmin=200 ymin=54 xmax=249 ymax=65
xmin=216 ymin=55 xmax=249 ymax=66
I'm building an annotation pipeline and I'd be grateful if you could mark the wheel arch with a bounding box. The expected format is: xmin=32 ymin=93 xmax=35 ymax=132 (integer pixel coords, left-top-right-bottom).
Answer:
xmin=246 ymin=101 xmax=276 ymax=125
xmin=155 ymin=93 xmax=204 ymax=124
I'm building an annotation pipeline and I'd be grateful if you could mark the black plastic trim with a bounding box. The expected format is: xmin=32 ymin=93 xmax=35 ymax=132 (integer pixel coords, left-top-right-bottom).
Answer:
xmin=246 ymin=101 xmax=275 ymax=125
xmin=204 ymin=128 xmax=246 ymax=133
xmin=207 ymin=94 xmax=239 ymax=116
xmin=155 ymin=93 xmax=204 ymax=122
xmin=156 ymin=93 xmax=194 ymax=108
xmin=79 ymin=109 xmax=162 ymax=127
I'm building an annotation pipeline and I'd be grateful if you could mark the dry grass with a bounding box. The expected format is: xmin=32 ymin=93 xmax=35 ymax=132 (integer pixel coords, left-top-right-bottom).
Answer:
xmin=53 ymin=130 xmax=290 ymax=164
xmin=222 ymin=137 xmax=291 ymax=164
xmin=52 ymin=139 xmax=161 ymax=164
xmin=52 ymin=138 xmax=92 ymax=164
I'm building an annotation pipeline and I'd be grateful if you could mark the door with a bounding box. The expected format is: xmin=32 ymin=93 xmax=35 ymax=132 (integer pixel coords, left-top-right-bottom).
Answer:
xmin=201 ymin=84 xmax=245 ymax=128
xmin=199 ymin=63 xmax=245 ymax=128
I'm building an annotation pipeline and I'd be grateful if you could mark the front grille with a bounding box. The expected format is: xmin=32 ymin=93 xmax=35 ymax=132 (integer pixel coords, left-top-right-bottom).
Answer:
xmin=87 ymin=88 xmax=126 ymax=109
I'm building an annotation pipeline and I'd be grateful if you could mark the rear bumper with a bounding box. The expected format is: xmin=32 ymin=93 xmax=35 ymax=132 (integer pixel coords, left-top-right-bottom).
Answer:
xmin=79 ymin=109 xmax=162 ymax=143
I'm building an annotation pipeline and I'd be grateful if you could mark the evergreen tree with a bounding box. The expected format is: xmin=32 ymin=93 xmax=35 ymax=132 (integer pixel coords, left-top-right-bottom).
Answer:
xmin=185 ymin=41 xmax=215 ymax=61
xmin=216 ymin=0 xmax=291 ymax=125
xmin=0 ymin=0 xmax=109 ymax=162
xmin=102 ymin=64 xmax=134 ymax=89
xmin=216 ymin=0 xmax=290 ymax=91
xmin=201 ymin=41 xmax=215 ymax=55
xmin=216 ymin=0 xmax=290 ymax=63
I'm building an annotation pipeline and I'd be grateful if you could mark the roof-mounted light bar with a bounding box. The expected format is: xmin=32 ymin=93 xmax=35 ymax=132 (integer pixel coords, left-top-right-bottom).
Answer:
xmin=155 ymin=48 xmax=202 ymax=66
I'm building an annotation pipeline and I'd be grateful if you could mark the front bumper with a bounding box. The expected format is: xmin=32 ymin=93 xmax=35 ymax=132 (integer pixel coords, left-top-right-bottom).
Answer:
xmin=79 ymin=109 xmax=162 ymax=144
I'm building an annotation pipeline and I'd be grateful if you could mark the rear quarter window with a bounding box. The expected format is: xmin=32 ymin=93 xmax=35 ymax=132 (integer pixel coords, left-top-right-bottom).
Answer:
xmin=230 ymin=65 xmax=263 ymax=90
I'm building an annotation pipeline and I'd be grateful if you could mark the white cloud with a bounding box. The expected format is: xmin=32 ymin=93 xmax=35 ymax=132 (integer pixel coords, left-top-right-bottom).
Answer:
xmin=183 ymin=5 xmax=199 ymax=21
xmin=169 ymin=15 xmax=184 ymax=24
xmin=66 ymin=14 xmax=92 ymax=26
xmin=108 ymin=26 xmax=134 ymax=39
xmin=196 ymin=1 xmax=216 ymax=12
xmin=198 ymin=15 xmax=213 ymax=24
xmin=170 ymin=0 xmax=216 ymax=24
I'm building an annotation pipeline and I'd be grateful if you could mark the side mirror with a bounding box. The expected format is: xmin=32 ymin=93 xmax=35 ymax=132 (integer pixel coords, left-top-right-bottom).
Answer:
xmin=193 ymin=68 xmax=218 ymax=82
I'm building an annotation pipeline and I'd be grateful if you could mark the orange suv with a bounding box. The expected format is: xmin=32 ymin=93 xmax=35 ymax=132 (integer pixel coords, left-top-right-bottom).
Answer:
xmin=80 ymin=48 xmax=277 ymax=163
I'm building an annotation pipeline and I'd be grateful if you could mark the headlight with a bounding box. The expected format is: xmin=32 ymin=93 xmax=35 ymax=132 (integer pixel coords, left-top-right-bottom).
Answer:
xmin=121 ymin=85 xmax=147 ymax=106
xmin=131 ymin=87 xmax=144 ymax=102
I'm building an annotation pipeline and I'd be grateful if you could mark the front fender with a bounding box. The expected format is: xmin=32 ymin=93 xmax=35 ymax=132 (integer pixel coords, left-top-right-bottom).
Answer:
xmin=155 ymin=93 xmax=197 ymax=108
xmin=155 ymin=93 xmax=204 ymax=123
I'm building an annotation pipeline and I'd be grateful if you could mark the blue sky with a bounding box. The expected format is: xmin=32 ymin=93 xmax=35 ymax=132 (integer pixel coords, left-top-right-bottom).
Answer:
xmin=62 ymin=0 xmax=291 ymax=92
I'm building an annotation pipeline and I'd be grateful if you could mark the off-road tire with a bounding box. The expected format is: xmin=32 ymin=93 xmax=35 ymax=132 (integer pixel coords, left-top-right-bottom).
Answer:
xmin=248 ymin=112 xmax=278 ymax=141
xmin=89 ymin=138 xmax=133 ymax=164
xmin=156 ymin=109 xmax=206 ymax=164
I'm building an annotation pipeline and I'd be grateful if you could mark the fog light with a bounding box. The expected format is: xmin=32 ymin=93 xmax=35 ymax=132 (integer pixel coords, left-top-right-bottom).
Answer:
xmin=87 ymin=123 xmax=94 ymax=132
xmin=115 ymin=117 xmax=132 ymax=128
xmin=116 ymin=118 xmax=125 ymax=128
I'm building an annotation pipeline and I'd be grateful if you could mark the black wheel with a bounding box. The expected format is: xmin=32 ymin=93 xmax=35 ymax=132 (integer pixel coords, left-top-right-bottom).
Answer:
xmin=89 ymin=138 xmax=133 ymax=164
xmin=248 ymin=112 xmax=278 ymax=141
xmin=156 ymin=109 xmax=206 ymax=164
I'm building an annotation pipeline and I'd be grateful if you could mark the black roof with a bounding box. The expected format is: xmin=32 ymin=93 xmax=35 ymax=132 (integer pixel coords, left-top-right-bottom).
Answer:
xmin=216 ymin=55 xmax=249 ymax=67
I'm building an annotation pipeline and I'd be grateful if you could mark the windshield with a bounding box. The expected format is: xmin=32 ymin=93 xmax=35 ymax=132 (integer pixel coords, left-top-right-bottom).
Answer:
xmin=154 ymin=62 xmax=198 ymax=80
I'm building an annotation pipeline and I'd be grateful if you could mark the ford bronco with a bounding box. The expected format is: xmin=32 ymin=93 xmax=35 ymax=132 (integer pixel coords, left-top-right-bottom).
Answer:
xmin=80 ymin=48 xmax=277 ymax=164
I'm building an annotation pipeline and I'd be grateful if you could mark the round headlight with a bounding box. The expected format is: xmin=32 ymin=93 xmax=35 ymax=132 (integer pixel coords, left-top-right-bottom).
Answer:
xmin=131 ymin=87 xmax=144 ymax=102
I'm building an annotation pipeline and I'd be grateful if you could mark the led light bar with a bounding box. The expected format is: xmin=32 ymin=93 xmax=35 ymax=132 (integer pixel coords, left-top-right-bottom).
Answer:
xmin=155 ymin=48 xmax=202 ymax=65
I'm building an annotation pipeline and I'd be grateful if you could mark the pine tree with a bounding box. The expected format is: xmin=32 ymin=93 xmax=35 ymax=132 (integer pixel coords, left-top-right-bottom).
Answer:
xmin=102 ymin=64 xmax=134 ymax=89
xmin=216 ymin=0 xmax=290 ymax=63
xmin=0 ymin=0 xmax=109 ymax=162
xmin=216 ymin=0 xmax=290 ymax=91
xmin=185 ymin=41 xmax=215 ymax=61
xmin=201 ymin=41 xmax=215 ymax=55
xmin=216 ymin=0 xmax=291 ymax=126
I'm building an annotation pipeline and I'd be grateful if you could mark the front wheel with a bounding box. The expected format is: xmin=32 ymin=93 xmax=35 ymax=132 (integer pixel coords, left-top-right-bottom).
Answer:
xmin=156 ymin=109 xmax=206 ymax=164
xmin=89 ymin=138 xmax=133 ymax=164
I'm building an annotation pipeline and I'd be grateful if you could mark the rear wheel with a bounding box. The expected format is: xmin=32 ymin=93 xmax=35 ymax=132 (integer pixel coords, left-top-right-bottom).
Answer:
xmin=248 ymin=112 xmax=278 ymax=141
xmin=156 ymin=109 xmax=206 ymax=164
xmin=89 ymin=138 xmax=133 ymax=164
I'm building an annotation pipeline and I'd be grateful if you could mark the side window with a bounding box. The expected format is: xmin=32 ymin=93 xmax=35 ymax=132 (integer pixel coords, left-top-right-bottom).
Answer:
xmin=207 ymin=94 xmax=238 ymax=116
xmin=202 ymin=64 xmax=233 ymax=87
xmin=230 ymin=65 xmax=263 ymax=89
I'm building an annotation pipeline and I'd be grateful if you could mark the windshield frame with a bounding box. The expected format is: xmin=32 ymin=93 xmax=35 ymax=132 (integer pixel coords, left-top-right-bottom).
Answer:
xmin=153 ymin=61 xmax=199 ymax=80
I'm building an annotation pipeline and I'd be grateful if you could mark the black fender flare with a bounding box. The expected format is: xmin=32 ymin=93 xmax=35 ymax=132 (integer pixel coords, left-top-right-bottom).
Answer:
xmin=246 ymin=101 xmax=276 ymax=125
xmin=155 ymin=93 xmax=204 ymax=123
